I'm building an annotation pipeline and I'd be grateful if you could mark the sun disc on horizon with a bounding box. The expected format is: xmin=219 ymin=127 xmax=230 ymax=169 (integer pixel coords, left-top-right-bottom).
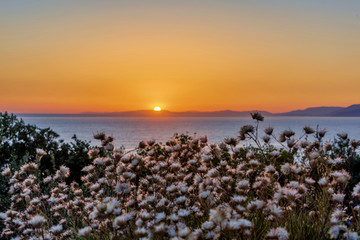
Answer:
xmin=154 ymin=106 xmax=162 ymax=111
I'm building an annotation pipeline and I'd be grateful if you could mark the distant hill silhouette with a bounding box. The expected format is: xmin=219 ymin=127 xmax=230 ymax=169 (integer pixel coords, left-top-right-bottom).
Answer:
xmin=16 ymin=104 xmax=360 ymax=117
xmin=277 ymin=104 xmax=360 ymax=117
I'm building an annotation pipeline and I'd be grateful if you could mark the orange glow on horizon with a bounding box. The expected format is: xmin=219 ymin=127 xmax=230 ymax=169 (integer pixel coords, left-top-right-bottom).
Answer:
xmin=0 ymin=1 xmax=359 ymax=114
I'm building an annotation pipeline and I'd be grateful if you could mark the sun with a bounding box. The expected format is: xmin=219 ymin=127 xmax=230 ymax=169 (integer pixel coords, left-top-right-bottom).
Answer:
xmin=153 ymin=106 xmax=162 ymax=112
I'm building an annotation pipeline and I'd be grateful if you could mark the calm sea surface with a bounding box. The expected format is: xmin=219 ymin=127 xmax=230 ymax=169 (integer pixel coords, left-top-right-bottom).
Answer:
xmin=19 ymin=116 xmax=360 ymax=150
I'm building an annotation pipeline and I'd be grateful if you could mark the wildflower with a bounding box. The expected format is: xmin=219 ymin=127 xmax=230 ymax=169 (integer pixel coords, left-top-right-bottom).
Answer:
xmin=251 ymin=112 xmax=264 ymax=121
xmin=78 ymin=226 xmax=92 ymax=237
xmin=154 ymin=222 xmax=166 ymax=233
xmin=239 ymin=125 xmax=254 ymax=139
xmin=202 ymin=221 xmax=215 ymax=231
xmin=265 ymin=165 xmax=276 ymax=174
xmin=249 ymin=159 xmax=260 ymax=168
xmin=283 ymin=129 xmax=295 ymax=138
xmin=263 ymin=135 xmax=271 ymax=143
xmin=281 ymin=163 xmax=291 ymax=175
xmin=351 ymin=140 xmax=360 ymax=149
xmin=1 ymin=167 xmax=11 ymax=177
xmin=231 ymin=195 xmax=247 ymax=204
xmin=324 ymin=141 xmax=332 ymax=151
xmin=343 ymin=231 xmax=359 ymax=240
xmin=20 ymin=163 xmax=38 ymax=174
xmin=328 ymin=225 xmax=347 ymax=239
xmin=303 ymin=125 xmax=315 ymax=134
xmin=318 ymin=177 xmax=328 ymax=187
xmin=247 ymin=200 xmax=265 ymax=211
xmin=300 ymin=140 xmax=310 ymax=148
xmin=43 ymin=176 xmax=52 ymax=184
xmin=49 ymin=224 xmax=63 ymax=235
xmin=266 ymin=227 xmax=289 ymax=240
xmin=330 ymin=170 xmax=351 ymax=184
xmin=224 ymin=137 xmax=238 ymax=146
xmin=305 ymin=178 xmax=315 ymax=185
xmin=337 ymin=133 xmax=348 ymax=140
xmin=178 ymin=209 xmax=191 ymax=217
xmin=36 ymin=148 xmax=47 ymax=158
xmin=178 ymin=226 xmax=191 ymax=238
xmin=0 ymin=212 xmax=6 ymax=220
xmin=317 ymin=128 xmax=327 ymax=138
xmin=331 ymin=208 xmax=345 ymax=221
xmin=59 ymin=165 xmax=70 ymax=177
xmin=264 ymin=126 xmax=274 ymax=135
xmin=237 ymin=180 xmax=249 ymax=189
xmin=155 ymin=212 xmax=166 ymax=223
xmin=28 ymin=215 xmax=46 ymax=228
xmin=332 ymin=193 xmax=345 ymax=203
xmin=278 ymin=133 xmax=286 ymax=142
xmin=208 ymin=169 xmax=219 ymax=178
xmin=352 ymin=183 xmax=360 ymax=199
xmin=268 ymin=204 xmax=283 ymax=218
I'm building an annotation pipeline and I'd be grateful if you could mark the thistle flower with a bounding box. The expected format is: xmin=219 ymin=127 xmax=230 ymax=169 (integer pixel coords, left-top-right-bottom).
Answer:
xmin=59 ymin=165 xmax=70 ymax=177
xmin=36 ymin=148 xmax=47 ymax=158
xmin=305 ymin=178 xmax=315 ymax=185
xmin=337 ymin=133 xmax=348 ymax=140
xmin=49 ymin=224 xmax=63 ymax=235
xmin=343 ymin=231 xmax=359 ymax=240
xmin=202 ymin=221 xmax=215 ymax=231
xmin=280 ymin=163 xmax=291 ymax=175
xmin=318 ymin=178 xmax=328 ymax=187
xmin=251 ymin=112 xmax=264 ymax=121
xmin=266 ymin=227 xmax=289 ymax=240
xmin=264 ymin=126 xmax=274 ymax=135
xmin=352 ymin=183 xmax=360 ymax=199
xmin=28 ymin=215 xmax=46 ymax=228
xmin=317 ymin=128 xmax=327 ymax=138
xmin=93 ymin=132 xmax=106 ymax=142
xmin=178 ymin=226 xmax=191 ymax=238
xmin=303 ymin=125 xmax=315 ymax=134
xmin=332 ymin=193 xmax=345 ymax=203
xmin=87 ymin=148 xmax=100 ymax=159
xmin=328 ymin=225 xmax=347 ymax=239
xmin=351 ymin=140 xmax=360 ymax=149
xmin=263 ymin=135 xmax=271 ymax=143
xmin=1 ymin=167 xmax=11 ymax=177
xmin=78 ymin=226 xmax=92 ymax=237
xmin=330 ymin=170 xmax=351 ymax=184
xmin=300 ymin=140 xmax=310 ymax=148
xmin=237 ymin=180 xmax=249 ymax=189
xmin=239 ymin=125 xmax=254 ymax=138
xmin=154 ymin=222 xmax=166 ymax=233
xmin=278 ymin=133 xmax=286 ymax=143
xmin=224 ymin=137 xmax=238 ymax=147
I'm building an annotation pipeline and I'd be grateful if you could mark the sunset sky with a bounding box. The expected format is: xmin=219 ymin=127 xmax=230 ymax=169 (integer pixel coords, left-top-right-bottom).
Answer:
xmin=1 ymin=1 xmax=359 ymax=113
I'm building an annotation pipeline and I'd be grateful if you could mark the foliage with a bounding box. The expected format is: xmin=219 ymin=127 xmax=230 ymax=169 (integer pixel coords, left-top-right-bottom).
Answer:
xmin=0 ymin=112 xmax=92 ymax=213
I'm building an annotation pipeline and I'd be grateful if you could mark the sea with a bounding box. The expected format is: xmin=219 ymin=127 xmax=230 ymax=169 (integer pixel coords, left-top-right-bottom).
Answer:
xmin=18 ymin=116 xmax=360 ymax=150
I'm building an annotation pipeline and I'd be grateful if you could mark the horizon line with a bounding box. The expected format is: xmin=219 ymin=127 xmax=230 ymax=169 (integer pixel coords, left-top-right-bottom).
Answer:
xmin=6 ymin=103 xmax=359 ymax=115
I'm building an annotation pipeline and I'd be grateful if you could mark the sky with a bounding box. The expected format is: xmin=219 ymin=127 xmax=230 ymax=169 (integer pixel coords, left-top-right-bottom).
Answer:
xmin=0 ymin=0 xmax=359 ymax=113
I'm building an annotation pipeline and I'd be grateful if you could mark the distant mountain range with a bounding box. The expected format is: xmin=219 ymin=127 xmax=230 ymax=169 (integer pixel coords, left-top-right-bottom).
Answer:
xmin=276 ymin=104 xmax=360 ymax=117
xmin=17 ymin=104 xmax=360 ymax=117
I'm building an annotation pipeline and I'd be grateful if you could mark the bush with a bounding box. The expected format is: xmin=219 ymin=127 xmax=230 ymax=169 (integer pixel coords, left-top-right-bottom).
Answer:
xmin=0 ymin=112 xmax=92 ymax=213
xmin=1 ymin=112 xmax=360 ymax=239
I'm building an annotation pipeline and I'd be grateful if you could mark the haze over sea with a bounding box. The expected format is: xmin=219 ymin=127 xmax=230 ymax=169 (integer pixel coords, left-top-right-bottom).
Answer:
xmin=19 ymin=116 xmax=360 ymax=150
